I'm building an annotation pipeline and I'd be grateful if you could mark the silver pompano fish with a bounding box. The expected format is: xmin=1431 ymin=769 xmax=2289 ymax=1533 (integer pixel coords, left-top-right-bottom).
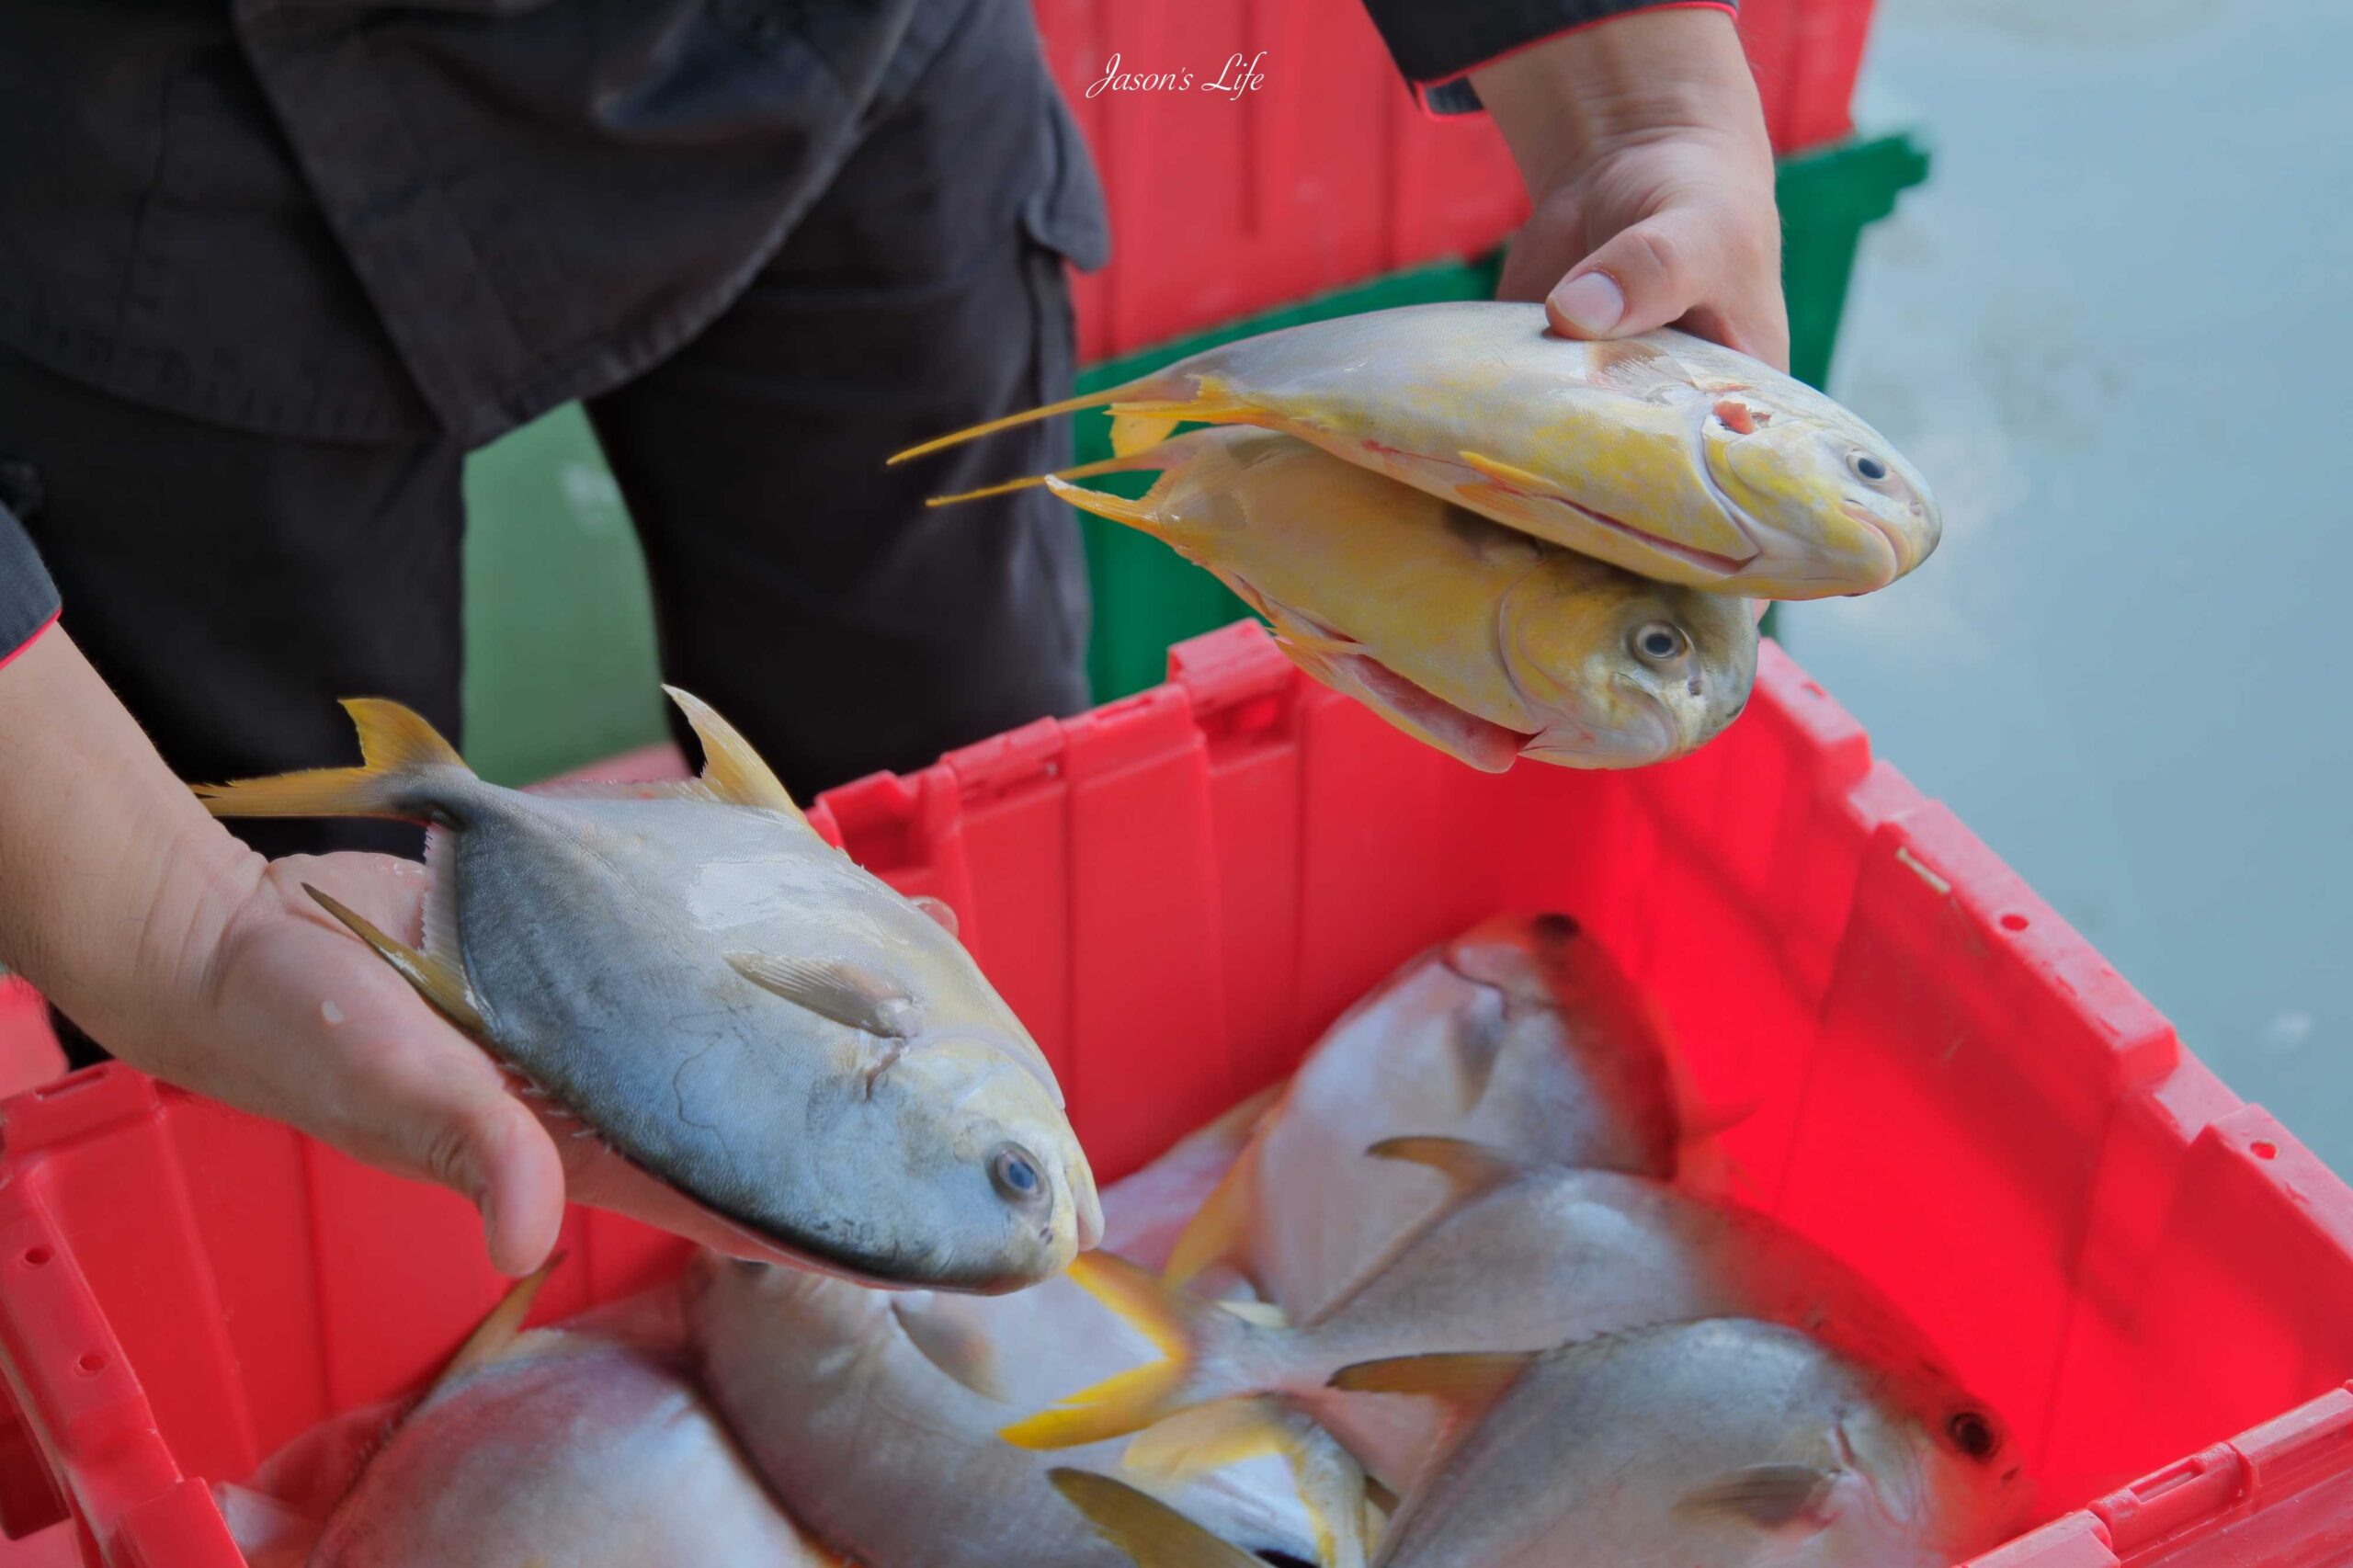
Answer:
xmin=1009 ymin=1152 xmax=2010 ymax=1497
xmin=1165 ymin=914 xmax=1688 ymax=1320
xmin=692 ymin=1099 xmax=1369 ymax=1568
xmin=197 ymin=689 xmax=1098 ymax=1291
xmin=1052 ymin=1319 xmax=2023 ymax=1568
xmin=310 ymin=1285 xmax=835 ymax=1568
xmin=1044 ymin=429 xmax=1757 ymax=771
xmin=893 ymin=301 xmax=1939 ymax=600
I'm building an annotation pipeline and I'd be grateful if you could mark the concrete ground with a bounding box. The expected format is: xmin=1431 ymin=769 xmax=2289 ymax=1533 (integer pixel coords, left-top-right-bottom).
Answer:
xmin=1787 ymin=0 xmax=2353 ymax=1168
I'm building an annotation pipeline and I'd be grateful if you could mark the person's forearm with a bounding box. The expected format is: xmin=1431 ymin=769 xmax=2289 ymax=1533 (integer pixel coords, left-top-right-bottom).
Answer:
xmin=1472 ymin=9 xmax=1768 ymax=199
xmin=0 ymin=626 xmax=260 ymax=1048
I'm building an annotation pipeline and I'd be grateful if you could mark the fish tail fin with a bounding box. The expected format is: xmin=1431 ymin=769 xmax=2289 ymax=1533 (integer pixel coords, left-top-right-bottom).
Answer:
xmin=1047 ymin=1471 xmax=1265 ymax=1568
xmin=1161 ymin=1148 xmax=1255 ymax=1290
xmin=1042 ymin=473 xmax=1177 ymax=542
xmin=194 ymin=698 xmax=467 ymax=821
xmin=997 ymin=1253 xmax=1256 ymax=1450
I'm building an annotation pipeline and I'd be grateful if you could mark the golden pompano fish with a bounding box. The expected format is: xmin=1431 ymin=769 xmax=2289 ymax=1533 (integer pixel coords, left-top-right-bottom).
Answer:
xmin=892 ymin=302 xmax=1938 ymax=599
xmin=1051 ymin=1316 xmax=2024 ymax=1567
xmin=1039 ymin=429 xmax=1756 ymax=771
xmin=309 ymin=1273 xmax=841 ymax=1568
xmin=196 ymin=689 xmax=1098 ymax=1291
xmin=1166 ymin=914 xmax=1694 ymax=1323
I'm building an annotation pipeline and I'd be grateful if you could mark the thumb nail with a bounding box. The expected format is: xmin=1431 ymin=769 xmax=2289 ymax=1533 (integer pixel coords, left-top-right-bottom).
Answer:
xmin=1552 ymin=271 xmax=1625 ymax=335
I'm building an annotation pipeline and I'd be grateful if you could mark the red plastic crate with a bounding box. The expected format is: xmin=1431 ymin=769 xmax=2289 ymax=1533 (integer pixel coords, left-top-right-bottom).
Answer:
xmin=1034 ymin=0 xmax=1879 ymax=359
xmin=4 ymin=620 xmax=2350 ymax=1567
xmin=0 ymin=983 xmax=62 ymax=1107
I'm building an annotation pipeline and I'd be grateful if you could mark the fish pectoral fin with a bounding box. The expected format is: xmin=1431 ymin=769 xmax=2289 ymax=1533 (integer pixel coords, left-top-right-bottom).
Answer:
xmin=437 ymin=1256 xmax=562 ymax=1391
xmin=1454 ymin=450 xmax=1556 ymax=498
xmin=302 ymin=884 xmax=487 ymax=1038
xmin=662 ymin=687 xmax=806 ymax=823
xmin=1675 ymin=1463 xmax=1840 ymax=1529
xmin=194 ymin=698 xmax=468 ymax=822
xmin=891 ymin=1296 xmax=1006 ymax=1401
xmin=728 ymin=953 xmax=916 ymax=1040
xmin=1256 ymin=598 xmax=1364 ymax=660
xmin=1362 ymin=1136 xmax=1526 ymax=1201
xmin=1326 ymin=1350 xmax=1534 ymax=1414
xmin=1048 ymin=1471 xmax=1265 ymax=1568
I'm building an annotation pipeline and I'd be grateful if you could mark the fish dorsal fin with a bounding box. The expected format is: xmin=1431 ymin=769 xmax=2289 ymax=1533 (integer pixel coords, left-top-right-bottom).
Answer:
xmin=195 ymin=698 xmax=469 ymax=822
xmin=729 ymin=953 xmax=916 ymax=1038
xmin=1047 ymin=1471 xmax=1264 ymax=1568
xmin=661 ymin=687 xmax=806 ymax=822
xmin=1363 ymin=1136 xmax=1525 ymax=1200
xmin=303 ymin=884 xmax=488 ymax=1038
xmin=892 ymin=1295 xmax=1005 ymax=1400
xmin=909 ymin=894 xmax=960 ymax=938
xmin=1675 ymin=1463 xmax=1839 ymax=1529
xmin=1327 ymin=1350 xmax=1534 ymax=1415
xmin=436 ymin=1258 xmax=559 ymax=1392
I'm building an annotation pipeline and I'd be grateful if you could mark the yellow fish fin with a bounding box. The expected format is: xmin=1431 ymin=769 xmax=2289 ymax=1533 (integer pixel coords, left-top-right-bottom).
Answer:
xmin=661 ymin=687 xmax=804 ymax=821
xmin=1327 ymin=1350 xmax=1534 ymax=1414
xmin=1047 ymin=1471 xmax=1265 ymax=1568
xmin=1455 ymin=449 xmax=1556 ymax=496
xmin=194 ymin=698 xmax=466 ymax=821
xmin=436 ymin=1256 xmax=560 ymax=1391
xmin=888 ymin=385 xmax=1130 ymax=465
xmin=1110 ymin=412 xmax=1184 ymax=456
xmin=1161 ymin=1151 xmax=1256 ymax=1290
xmin=1362 ymin=1136 xmax=1526 ymax=1201
xmin=999 ymin=1253 xmax=1233 ymax=1450
xmin=1121 ymin=1396 xmax=1292 ymax=1484
xmin=1043 ymin=475 xmax=1179 ymax=543
xmin=925 ymin=450 xmax=1165 ymax=511
xmin=302 ymin=884 xmax=487 ymax=1038
xmin=729 ymin=953 xmax=916 ymax=1039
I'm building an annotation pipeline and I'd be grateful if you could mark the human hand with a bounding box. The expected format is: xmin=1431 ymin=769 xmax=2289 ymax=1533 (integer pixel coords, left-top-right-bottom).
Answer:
xmin=1472 ymin=6 xmax=1789 ymax=369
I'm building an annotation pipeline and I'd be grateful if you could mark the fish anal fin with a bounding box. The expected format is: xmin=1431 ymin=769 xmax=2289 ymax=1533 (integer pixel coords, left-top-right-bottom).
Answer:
xmin=892 ymin=1296 xmax=1005 ymax=1401
xmin=1675 ymin=1462 xmax=1839 ymax=1529
xmin=729 ymin=953 xmax=915 ymax=1039
xmin=1048 ymin=1471 xmax=1264 ymax=1568
xmin=303 ymin=884 xmax=487 ymax=1038
xmin=1327 ymin=1350 xmax=1534 ymax=1413
xmin=437 ymin=1256 xmax=561 ymax=1391
xmin=1362 ymin=1136 xmax=1524 ymax=1200
xmin=661 ymin=687 xmax=804 ymax=822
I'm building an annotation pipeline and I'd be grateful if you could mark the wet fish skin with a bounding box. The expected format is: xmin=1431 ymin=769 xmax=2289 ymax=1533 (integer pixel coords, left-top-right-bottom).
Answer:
xmin=1048 ymin=429 xmax=1756 ymax=772
xmin=1170 ymin=914 xmax=1686 ymax=1322
xmin=198 ymin=692 xmax=1097 ymax=1292
xmin=1349 ymin=1318 xmax=2024 ymax=1568
xmin=895 ymin=301 xmax=1938 ymax=600
xmin=309 ymin=1332 xmax=834 ymax=1568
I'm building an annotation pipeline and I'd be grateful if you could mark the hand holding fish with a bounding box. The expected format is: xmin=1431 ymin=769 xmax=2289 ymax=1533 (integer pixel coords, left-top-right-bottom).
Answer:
xmin=1474 ymin=6 xmax=1790 ymax=369
xmin=0 ymin=629 xmax=567 ymax=1273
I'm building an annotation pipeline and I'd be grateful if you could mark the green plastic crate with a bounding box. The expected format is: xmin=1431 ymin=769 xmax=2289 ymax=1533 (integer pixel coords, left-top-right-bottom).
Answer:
xmin=460 ymin=131 xmax=1930 ymax=768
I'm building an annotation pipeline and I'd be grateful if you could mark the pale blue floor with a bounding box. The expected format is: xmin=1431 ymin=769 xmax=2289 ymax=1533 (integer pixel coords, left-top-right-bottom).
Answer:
xmin=1785 ymin=0 xmax=2353 ymax=1168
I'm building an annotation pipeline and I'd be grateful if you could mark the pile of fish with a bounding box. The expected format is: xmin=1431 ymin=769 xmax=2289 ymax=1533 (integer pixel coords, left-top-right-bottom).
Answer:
xmin=223 ymin=915 xmax=2027 ymax=1567
xmin=892 ymin=302 xmax=1940 ymax=772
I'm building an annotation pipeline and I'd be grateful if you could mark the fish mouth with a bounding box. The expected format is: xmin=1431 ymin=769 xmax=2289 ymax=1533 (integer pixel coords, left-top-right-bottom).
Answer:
xmin=1522 ymin=678 xmax=1678 ymax=767
xmin=1840 ymin=502 xmax=1907 ymax=585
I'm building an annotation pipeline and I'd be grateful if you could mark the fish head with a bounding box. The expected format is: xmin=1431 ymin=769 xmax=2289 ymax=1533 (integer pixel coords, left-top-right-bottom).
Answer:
xmin=845 ymin=1033 xmax=1101 ymax=1292
xmin=1698 ymin=397 xmax=1940 ymax=597
xmin=1836 ymin=1364 xmax=2030 ymax=1560
xmin=1499 ymin=551 xmax=1758 ymax=767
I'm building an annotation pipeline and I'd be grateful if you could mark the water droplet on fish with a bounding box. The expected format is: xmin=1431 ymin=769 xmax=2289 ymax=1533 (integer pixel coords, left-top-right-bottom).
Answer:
xmin=320 ymin=999 xmax=345 ymax=1026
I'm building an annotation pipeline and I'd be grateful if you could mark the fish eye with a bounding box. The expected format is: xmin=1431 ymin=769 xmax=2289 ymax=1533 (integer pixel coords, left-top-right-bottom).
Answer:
xmin=1849 ymin=451 xmax=1891 ymax=483
xmin=989 ymin=1143 xmax=1048 ymax=1206
xmin=1947 ymin=1410 xmax=2000 ymax=1462
xmin=1629 ymin=621 xmax=1688 ymax=666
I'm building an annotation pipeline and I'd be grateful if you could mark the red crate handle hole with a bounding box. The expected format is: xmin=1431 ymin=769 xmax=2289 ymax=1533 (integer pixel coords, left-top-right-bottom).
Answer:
xmin=17 ymin=1248 xmax=49 ymax=1270
xmin=1999 ymin=914 xmax=2030 ymax=932
xmin=72 ymin=1354 xmax=104 ymax=1378
xmin=2251 ymin=1139 xmax=2279 ymax=1161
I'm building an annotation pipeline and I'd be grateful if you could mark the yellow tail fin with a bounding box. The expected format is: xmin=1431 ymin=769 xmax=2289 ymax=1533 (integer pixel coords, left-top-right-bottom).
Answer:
xmin=999 ymin=1252 xmax=1229 ymax=1450
xmin=887 ymin=375 xmax=1256 ymax=467
xmin=1046 ymin=1471 xmax=1263 ymax=1568
xmin=194 ymin=698 xmax=465 ymax=821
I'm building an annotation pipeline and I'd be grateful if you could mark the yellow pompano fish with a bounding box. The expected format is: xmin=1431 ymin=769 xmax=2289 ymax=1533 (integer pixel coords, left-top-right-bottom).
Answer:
xmin=196 ymin=688 xmax=1098 ymax=1292
xmin=1038 ymin=429 xmax=1756 ymax=771
xmin=892 ymin=302 xmax=1938 ymax=600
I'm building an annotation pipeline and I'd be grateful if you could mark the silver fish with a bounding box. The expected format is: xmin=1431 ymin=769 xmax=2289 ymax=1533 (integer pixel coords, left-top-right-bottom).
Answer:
xmin=1165 ymin=914 xmax=1688 ymax=1321
xmin=197 ymin=689 xmax=1098 ymax=1291
xmin=310 ymin=1278 xmax=835 ymax=1568
xmin=1006 ymin=1149 xmax=2011 ymax=1500
xmin=1052 ymin=1318 xmax=2024 ymax=1567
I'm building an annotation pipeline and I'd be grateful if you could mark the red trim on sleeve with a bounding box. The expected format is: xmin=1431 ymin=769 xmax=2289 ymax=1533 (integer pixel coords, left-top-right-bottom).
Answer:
xmin=0 ymin=608 xmax=60 ymax=676
xmin=1412 ymin=1 xmax=1742 ymax=120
